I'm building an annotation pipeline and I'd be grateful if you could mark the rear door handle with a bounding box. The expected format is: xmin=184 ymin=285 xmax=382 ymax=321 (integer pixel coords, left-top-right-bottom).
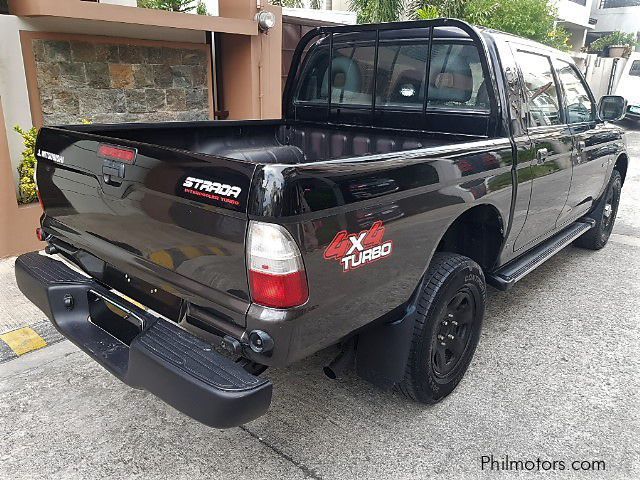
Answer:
xmin=536 ymin=148 xmax=549 ymax=164
xmin=575 ymin=141 xmax=587 ymax=164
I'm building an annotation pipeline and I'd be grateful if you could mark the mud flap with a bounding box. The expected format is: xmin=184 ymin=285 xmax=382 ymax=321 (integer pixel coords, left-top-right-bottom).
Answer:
xmin=355 ymin=305 xmax=417 ymax=390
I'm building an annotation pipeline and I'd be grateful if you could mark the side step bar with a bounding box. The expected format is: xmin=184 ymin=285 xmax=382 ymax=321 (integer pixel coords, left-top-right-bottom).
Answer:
xmin=15 ymin=252 xmax=272 ymax=428
xmin=487 ymin=219 xmax=595 ymax=291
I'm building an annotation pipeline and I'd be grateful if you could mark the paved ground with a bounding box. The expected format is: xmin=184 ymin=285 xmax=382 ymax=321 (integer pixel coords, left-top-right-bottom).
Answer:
xmin=1 ymin=123 xmax=639 ymax=480
xmin=0 ymin=256 xmax=45 ymax=334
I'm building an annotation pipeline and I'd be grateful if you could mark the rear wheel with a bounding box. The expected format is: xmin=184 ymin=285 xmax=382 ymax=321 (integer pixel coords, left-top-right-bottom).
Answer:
xmin=397 ymin=253 xmax=485 ymax=403
xmin=574 ymin=169 xmax=622 ymax=250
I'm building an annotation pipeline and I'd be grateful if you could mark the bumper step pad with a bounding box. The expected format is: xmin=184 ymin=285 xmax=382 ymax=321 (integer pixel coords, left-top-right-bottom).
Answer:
xmin=15 ymin=252 xmax=272 ymax=428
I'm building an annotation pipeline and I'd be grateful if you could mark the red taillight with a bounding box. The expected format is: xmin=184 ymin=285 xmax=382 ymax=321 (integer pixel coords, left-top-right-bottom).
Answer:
xmin=98 ymin=144 xmax=137 ymax=164
xmin=35 ymin=227 xmax=45 ymax=241
xmin=36 ymin=190 xmax=44 ymax=211
xmin=249 ymin=270 xmax=309 ymax=309
xmin=246 ymin=221 xmax=309 ymax=309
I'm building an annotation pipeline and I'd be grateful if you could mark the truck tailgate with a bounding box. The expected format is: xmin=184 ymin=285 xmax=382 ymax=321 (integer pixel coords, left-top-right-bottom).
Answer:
xmin=35 ymin=126 xmax=256 ymax=326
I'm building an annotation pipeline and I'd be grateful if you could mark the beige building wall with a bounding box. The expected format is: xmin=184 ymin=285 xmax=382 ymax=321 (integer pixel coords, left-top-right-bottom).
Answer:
xmin=0 ymin=15 xmax=35 ymax=191
xmin=100 ymin=0 xmax=137 ymax=6
xmin=330 ymin=0 xmax=351 ymax=11
xmin=0 ymin=97 xmax=42 ymax=258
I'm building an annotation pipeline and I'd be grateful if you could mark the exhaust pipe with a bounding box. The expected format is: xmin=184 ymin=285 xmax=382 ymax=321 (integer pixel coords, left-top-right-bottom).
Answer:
xmin=323 ymin=340 xmax=355 ymax=380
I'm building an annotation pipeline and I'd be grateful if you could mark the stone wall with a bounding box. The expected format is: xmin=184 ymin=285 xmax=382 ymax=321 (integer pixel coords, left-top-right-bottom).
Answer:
xmin=32 ymin=38 xmax=211 ymax=125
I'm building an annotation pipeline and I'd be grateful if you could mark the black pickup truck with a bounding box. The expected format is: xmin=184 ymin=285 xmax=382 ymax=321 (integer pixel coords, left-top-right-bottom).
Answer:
xmin=17 ymin=19 xmax=629 ymax=428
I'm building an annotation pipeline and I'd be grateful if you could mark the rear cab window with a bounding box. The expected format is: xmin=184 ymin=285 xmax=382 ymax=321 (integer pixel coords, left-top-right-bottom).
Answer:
xmin=294 ymin=28 xmax=490 ymax=112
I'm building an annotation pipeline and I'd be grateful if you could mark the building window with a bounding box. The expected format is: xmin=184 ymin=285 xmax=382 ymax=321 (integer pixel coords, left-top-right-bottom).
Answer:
xmin=599 ymin=0 xmax=640 ymax=8
xmin=630 ymin=60 xmax=640 ymax=77
xmin=570 ymin=0 xmax=587 ymax=5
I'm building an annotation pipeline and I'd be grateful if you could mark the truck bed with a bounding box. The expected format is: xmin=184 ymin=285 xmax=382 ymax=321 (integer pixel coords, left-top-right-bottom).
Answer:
xmin=36 ymin=118 xmax=493 ymax=341
xmin=61 ymin=120 xmax=474 ymax=164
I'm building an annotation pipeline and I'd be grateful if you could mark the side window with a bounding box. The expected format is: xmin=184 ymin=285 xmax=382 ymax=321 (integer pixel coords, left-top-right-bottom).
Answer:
xmin=426 ymin=42 xmax=489 ymax=111
xmin=515 ymin=50 xmax=562 ymax=127
xmin=629 ymin=60 xmax=640 ymax=77
xmin=556 ymin=61 xmax=595 ymax=124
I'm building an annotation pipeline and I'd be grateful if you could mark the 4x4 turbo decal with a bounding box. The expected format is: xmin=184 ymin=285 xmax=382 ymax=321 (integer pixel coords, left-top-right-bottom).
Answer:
xmin=323 ymin=221 xmax=393 ymax=272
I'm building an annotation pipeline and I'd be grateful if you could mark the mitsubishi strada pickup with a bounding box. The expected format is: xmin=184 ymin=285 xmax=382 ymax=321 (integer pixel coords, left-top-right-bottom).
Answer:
xmin=16 ymin=19 xmax=629 ymax=428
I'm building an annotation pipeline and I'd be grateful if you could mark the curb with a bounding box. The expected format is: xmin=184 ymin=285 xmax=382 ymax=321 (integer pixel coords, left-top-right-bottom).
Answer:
xmin=0 ymin=320 xmax=65 ymax=363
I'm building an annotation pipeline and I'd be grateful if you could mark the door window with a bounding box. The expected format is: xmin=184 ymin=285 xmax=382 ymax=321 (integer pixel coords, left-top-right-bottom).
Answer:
xmin=515 ymin=50 xmax=562 ymax=127
xmin=556 ymin=62 xmax=595 ymax=124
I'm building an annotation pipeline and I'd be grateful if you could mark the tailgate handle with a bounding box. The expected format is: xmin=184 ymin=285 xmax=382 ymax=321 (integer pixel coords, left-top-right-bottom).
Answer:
xmin=102 ymin=164 xmax=125 ymax=186
xmin=103 ymin=172 xmax=122 ymax=186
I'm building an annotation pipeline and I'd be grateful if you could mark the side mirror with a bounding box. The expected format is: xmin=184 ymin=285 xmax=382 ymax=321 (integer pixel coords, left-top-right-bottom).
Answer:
xmin=598 ymin=95 xmax=627 ymax=122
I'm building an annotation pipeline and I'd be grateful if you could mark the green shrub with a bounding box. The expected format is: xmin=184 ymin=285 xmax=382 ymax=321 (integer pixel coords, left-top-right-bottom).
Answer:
xmin=14 ymin=125 xmax=38 ymax=205
xmin=269 ymin=0 xmax=322 ymax=7
xmin=418 ymin=0 xmax=571 ymax=51
xmin=589 ymin=31 xmax=637 ymax=54
xmin=137 ymin=0 xmax=209 ymax=15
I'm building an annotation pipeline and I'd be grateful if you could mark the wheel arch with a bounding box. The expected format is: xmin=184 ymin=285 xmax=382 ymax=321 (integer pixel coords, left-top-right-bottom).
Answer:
xmin=433 ymin=203 xmax=506 ymax=272
xmin=614 ymin=153 xmax=628 ymax=186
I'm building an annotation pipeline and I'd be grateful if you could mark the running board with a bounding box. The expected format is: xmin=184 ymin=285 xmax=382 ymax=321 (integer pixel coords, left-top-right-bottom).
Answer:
xmin=487 ymin=219 xmax=595 ymax=291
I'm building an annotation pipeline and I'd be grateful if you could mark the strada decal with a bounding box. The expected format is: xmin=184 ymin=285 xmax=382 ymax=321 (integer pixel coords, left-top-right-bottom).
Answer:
xmin=323 ymin=221 xmax=393 ymax=272
xmin=37 ymin=149 xmax=64 ymax=164
xmin=181 ymin=176 xmax=242 ymax=207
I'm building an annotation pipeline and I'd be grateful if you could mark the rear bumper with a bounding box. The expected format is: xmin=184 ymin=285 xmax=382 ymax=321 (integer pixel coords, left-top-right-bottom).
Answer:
xmin=15 ymin=252 xmax=272 ymax=429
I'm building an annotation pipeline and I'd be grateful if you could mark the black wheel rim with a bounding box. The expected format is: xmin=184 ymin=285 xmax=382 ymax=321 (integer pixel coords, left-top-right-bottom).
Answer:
xmin=431 ymin=288 xmax=476 ymax=379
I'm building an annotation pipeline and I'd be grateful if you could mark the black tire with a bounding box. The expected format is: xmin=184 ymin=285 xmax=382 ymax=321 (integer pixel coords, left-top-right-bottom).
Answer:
xmin=397 ymin=253 xmax=485 ymax=404
xmin=573 ymin=169 xmax=622 ymax=250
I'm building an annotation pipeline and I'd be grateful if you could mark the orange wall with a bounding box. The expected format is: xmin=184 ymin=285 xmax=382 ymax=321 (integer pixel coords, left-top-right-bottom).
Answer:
xmin=218 ymin=1 xmax=282 ymax=120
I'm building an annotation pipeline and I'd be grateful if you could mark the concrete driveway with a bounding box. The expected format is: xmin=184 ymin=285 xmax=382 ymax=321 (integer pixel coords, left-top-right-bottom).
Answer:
xmin=1 ymin=124 xmax=639 ymax=480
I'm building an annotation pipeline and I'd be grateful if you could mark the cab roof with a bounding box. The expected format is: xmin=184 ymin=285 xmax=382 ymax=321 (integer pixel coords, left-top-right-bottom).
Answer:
xmin=312 ymin=20 xmax=574 ymax=63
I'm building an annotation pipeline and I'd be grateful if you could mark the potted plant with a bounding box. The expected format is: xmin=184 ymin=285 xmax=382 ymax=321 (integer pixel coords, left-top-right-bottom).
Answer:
xmin=589 ymin=31 xmax=637 ymax=58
